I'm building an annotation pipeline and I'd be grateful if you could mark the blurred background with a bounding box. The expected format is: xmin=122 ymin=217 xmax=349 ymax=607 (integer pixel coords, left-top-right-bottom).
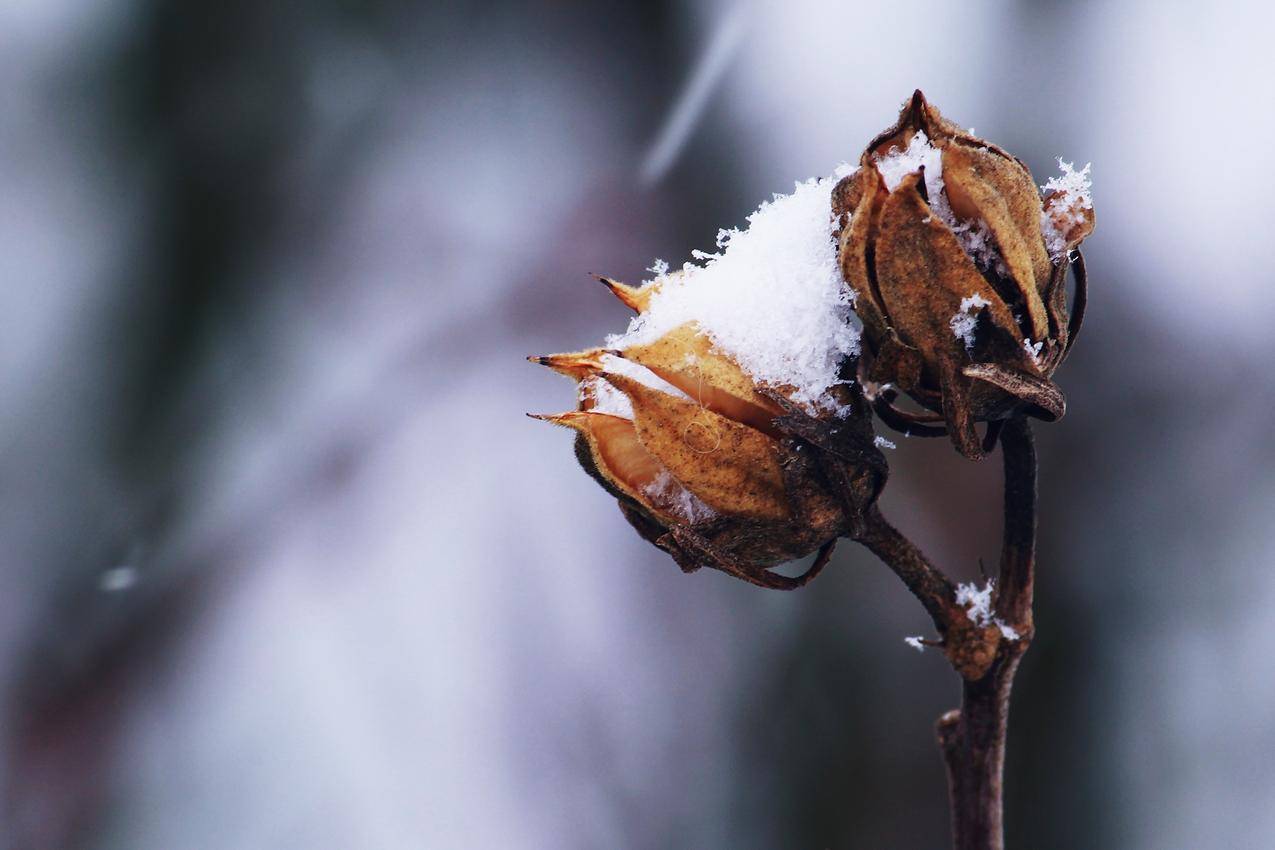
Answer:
xmin=3 ymin=1 xmax=1273 ymax=848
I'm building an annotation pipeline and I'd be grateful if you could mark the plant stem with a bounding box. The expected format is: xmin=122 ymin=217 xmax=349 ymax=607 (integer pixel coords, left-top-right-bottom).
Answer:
xmin=853 ymin=417 xmax=1037 ymax=849
xmin=936 ymin=417 xmax=1036 ymax=850
xmin=854 ymin=505 xmax=956 ymax=633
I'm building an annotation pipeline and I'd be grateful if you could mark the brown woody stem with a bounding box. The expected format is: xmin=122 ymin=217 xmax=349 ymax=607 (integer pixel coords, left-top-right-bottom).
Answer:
xmin=855 ymin=505 xmax=956 ymax=634
xmin=937 ymin=417 xmax=1036 ymax=850
xmin=852 ymin=417 xmax=1037 ymax=850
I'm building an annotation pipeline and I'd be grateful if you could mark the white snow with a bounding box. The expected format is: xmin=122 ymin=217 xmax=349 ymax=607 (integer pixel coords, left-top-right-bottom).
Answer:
xmin=955 ymin=579 xmax=1020 ymax=641
xmin=1040 ymin=159 xmax=1093 ymax=260
xmin=950 ymin=293 xmax=990 ymax=352
xmin=955 ymin=580 xmax=996 ymax=626
xmin=581 ymin=375 xmax=634 ymax=418
xmin=904 ymin=636 xmax=926 ymax=652
xmin=874 ymin=132 xmax=1006 ymax=273
xmin=642 ymin=470 xmax=717 ymax=523
xmin=874 ymin=435 xmax=897 ymax=450
xmin=875 ymin=131 xmax=946 ymax=195
xmin=1022 ymin=337 xmax=1044 ymax=366
xmin=646 ymin=258 xmax=670 ymax=278
xmin=606 ymin=170 xmax=861 ymax=414
xmin=580 ymin=353 xmax=689 ymax=419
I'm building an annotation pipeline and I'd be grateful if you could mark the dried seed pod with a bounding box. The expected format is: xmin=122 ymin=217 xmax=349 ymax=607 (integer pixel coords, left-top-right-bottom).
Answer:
xmin=834 ymin=90 xmax=1095 ymax=459
xmin=530 ymin=314 xmax=885 ymax=589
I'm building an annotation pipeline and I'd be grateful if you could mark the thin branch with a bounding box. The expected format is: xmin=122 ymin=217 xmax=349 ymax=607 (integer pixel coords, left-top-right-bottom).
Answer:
xmin=939 ymin=416 xmax=1037 ymax=850
xmin=854 ymin=506 xmax=956 ymax=632
xmin=994 ymin=417 xmax=1036 ymax=633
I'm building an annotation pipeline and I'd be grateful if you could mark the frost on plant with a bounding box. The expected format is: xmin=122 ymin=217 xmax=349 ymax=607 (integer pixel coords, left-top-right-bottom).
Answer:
xmin=1022 ymin=338 xmax=1044 ymax=366
xmin=641 ymin=470 xmax=716 ymax=524
xmin=874 ymin=132 xmax=1005 ymax=274
xmin=955 ymin=580 xmax=1021 ymax=642
xmin=1040 ymin=159 xmax=1093 ymax=261
xmin=950 ymin=293 xmax=990 ymax=352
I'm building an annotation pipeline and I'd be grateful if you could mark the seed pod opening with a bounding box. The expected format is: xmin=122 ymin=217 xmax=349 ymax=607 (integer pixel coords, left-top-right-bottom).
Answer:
xmin=835 ymin=90 xmax=1095 ymax=458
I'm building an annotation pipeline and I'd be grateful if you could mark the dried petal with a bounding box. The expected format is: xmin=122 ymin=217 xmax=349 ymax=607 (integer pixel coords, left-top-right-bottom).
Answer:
xmin=601 ymin=371 xmax=791 ymax=522
xmin=837 ymin=165 xmax=891 ymax=342
xmin=864 ymin=90 xmax=976 ymax=163
xmin=941 ymin=144 xmax=1051 ymax=339
xmin=619 ymin=322 xmax=783 ymax=436
xmin=872 ymin=172 xmax=1022 ymax=364
xmin=532 ymin=410 xmax=710 ymax=525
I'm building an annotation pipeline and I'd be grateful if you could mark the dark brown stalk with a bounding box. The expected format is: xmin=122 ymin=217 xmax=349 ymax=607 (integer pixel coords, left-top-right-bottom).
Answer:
xmin=854 ymin=505 xmax=956 ymax=634
xmin=936 ymin=417 xmax=1036 ymax=850
xmin=852 ymin=417 xmax=1037 ymax=849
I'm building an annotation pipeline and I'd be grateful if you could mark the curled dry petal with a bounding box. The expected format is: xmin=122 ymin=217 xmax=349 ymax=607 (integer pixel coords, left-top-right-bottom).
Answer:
xmin=599 ymin=370 xmax=790 ymax=523
xmin=941 ymin=144 xmax=1050 ymax=339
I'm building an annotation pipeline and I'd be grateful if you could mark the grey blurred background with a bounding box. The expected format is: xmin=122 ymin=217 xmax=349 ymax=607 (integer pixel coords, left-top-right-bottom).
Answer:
xmin=3 ymin=1 xmax=1273 ymax=848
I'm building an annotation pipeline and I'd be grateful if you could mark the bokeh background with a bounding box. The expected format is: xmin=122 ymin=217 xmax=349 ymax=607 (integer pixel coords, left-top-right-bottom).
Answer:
xmin=4 ymin=1 xmax=1274 ymax=848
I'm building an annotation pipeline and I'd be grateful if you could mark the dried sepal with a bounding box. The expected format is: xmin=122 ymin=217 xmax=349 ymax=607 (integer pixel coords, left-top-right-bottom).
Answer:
xmin=941 ymin=144 xmax=1050 ymax=338
xmin=872 ymin=173 xmax=1022 ymax=364
xmin=600 ymin=370 xmax=790 ymax=523
xmin=1042 ymin=190 xmax=1095 ymax=259
xmin=618 ymin=322 xmax=783 ymax=436
xmin=527 ymin=348 xmax=615 ymax=382
xmin=594 ymin=274 xmax=654 ymax=313
xmin=531 ymin=410 xmax=685 ymax=523
xmin=837 ymin=166 xmax=891 ymax=343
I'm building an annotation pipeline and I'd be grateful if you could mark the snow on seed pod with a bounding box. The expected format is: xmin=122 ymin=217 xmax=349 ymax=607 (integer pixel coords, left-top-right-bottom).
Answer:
xmin=833 ymin=91 xmax=1094 ymax=459
xmin=529 ymin=176 xmax=889 ymax=587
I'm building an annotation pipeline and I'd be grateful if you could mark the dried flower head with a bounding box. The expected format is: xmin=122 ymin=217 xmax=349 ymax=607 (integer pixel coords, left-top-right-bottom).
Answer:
xmin=530 ymin=292 xmax=885 ymax=589
xmin=834 ymin=91 xmax=1095 ymax=458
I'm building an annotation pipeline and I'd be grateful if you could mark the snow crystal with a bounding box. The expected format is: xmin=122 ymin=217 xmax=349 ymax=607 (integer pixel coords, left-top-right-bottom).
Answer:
xmin=1040 ymin=159 xmax=1093 ymax=261
xmin=955 ymin=580 xmax=996 ymax=626
xmin=955 ymin=579 xmax=1019 ymax=640
xmin=832 ymin=161 xmax=857 ymax=180
xmin=582 ymin=375 xmax=633 ymax=419
xmin=1022 ymin=338 xmax=1044 ymax=366
xmin=904 ymin=636 xmax=926 ymax=652
xmin=874 ymin=132 xmax=1005 ymax=274
xmin=643 ymin=470 xmax=717 ymax=523
xmin=580 ymin=353 xmax=689 ymax=419
xmin=875 ymin=131 xmax=945 ymax=195
xmin=874 ymin=435 xmax=897 ymax=450
xmin=646 ymin=258 xmax=670 ymax=278
xmin=608 ymin=171 xmax=861 ymax=414
xmin=950 ymin=293 xmax=990 ymax=352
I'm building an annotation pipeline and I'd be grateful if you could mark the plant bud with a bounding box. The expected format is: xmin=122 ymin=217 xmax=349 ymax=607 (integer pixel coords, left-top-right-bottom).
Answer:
xmin=834 ymin=91 xmax=1094 ymax=458
xmin=530 ymin=310 xmax=885 ymax=589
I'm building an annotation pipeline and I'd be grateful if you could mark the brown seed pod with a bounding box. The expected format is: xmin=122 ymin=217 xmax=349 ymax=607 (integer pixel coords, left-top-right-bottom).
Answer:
xmin=834 ymin=90 xmax=1094 ymax=459
xmin=529 ymin=301 xmax=885 ymax=589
